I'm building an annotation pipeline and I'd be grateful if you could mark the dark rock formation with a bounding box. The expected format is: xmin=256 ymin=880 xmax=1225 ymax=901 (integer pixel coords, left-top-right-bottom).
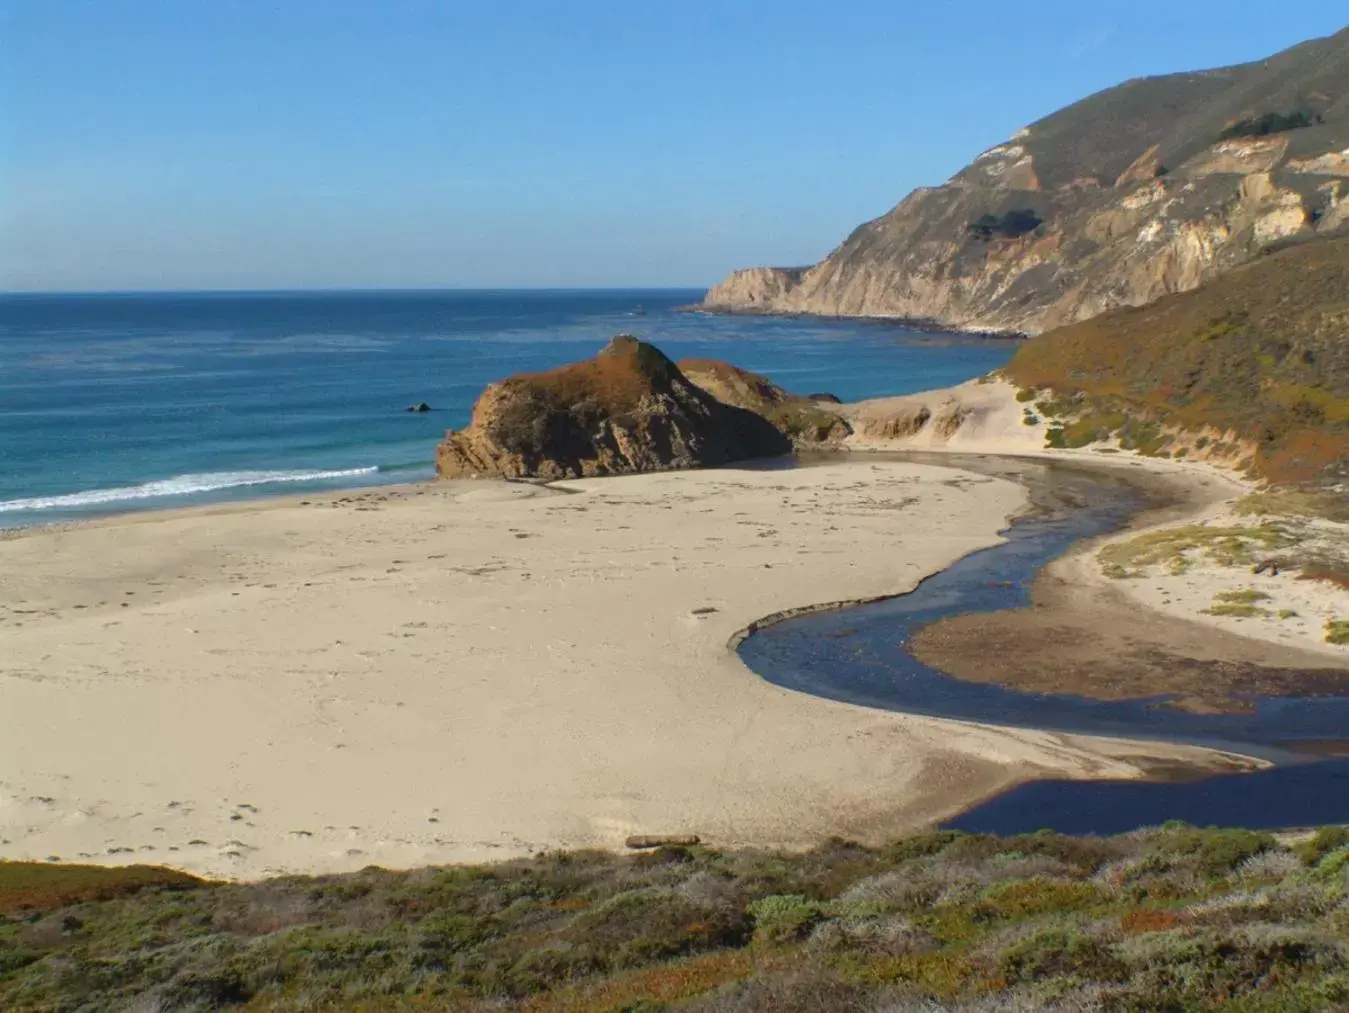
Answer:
xmin=704 ymin=27 xmax=1349 ymax=334
xmin=435 ymin=337 xmax=791 ymax=479
xmin=406 ymin=402 xmax=432 ymax=413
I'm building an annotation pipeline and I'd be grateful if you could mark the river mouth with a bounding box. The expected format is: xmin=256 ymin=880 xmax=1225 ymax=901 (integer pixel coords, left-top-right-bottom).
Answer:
xmin=735 ymin=452 xmax=1349 ymax=835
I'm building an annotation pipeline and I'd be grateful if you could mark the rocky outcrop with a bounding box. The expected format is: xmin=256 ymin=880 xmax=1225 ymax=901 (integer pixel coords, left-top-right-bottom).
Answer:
xmin=435 ymin=337 xmax=791 ymax=480
xmin=701 ymin=267 xmax=808 ymax=311
xmin=676 ymin=359 xmax=851 ymax=446
xmin=703 ymin=28 xmax=1349 ymax=335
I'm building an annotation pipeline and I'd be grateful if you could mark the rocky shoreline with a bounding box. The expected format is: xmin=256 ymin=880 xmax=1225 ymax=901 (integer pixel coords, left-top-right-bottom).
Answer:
xmin=677 ymin=300 xmax=1028 ymax=341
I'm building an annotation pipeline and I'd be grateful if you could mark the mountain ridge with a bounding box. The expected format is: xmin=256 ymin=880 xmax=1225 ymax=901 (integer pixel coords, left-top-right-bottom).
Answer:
xmin=704 ymin=27 xmax=1349 ymax=335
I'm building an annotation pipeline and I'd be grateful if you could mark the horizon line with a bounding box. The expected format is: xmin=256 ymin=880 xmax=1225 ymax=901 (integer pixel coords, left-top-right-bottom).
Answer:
xmin=0 ymin=284 xmax=713 ymax=298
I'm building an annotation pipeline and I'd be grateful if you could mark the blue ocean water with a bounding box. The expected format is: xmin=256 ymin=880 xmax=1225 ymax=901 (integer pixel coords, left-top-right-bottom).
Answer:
xmin=0 ymin=290 xmax=1018 ymax=526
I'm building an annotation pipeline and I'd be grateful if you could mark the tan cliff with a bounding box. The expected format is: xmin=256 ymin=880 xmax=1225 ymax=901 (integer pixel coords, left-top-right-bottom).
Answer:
xmin=703 ymin=28 xmax=1349 ymax=335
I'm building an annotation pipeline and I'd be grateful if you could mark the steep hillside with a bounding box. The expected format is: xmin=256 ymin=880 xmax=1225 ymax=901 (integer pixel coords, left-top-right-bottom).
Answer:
xmin=704 ymin=27 xmax=1349 ymax=334
xmin=1003 ymin=234 xmax=1349 ymax=485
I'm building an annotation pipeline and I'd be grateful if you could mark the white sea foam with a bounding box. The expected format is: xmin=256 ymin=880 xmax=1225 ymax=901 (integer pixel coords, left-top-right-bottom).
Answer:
xmin=0 ymin=468 xmax=379 ymax=513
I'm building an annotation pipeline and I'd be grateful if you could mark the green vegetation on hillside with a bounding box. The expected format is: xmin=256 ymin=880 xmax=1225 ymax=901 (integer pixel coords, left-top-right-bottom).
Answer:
xmin=966 ymin=210 xmax=1044 ymax=242
xmin=5 ymin=825 xmax=1349 ymax=1011
xmin=1215 ymin=109 xmax=1324 ymax=142
xmin=1005 ymin=235 xmax=1349 ymax=486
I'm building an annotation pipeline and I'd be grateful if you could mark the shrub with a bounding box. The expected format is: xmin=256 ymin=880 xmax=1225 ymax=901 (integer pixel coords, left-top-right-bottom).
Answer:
xmin=1150 ymin=827 xmax=1276 ymax=877
xmin=1326 ymin=619 xmax=1349 ymax=645
xmin=977 ymin=880 xmax=1103 ymax=920
xmin=968 ymin=209 xmax=1044 ymax=241
xmin=1119 ymin=908 xmax=1180 ymax=934
xmin=746 ymin=894 xmax=824 ymax=944
xmin=1235 ymin=850 xmax=1302 ymax=881
xmin=1313 ymin=845 xmax=1349 ymax=879
xmin=1201 ymin=602 xmax=1272 ymax=618
xmin=884 ymin=831 xmax=964 ymax=863
xmin=1295 ymin=826 xmax=1349 ymax=866
xmin=1214 ymin=589 xmax=1272 ymax=604
xmin=565 ymin=890 xmax=750 ymax=968
xmin=808 ymin=913 xmax=931 ymax=957
xmin=998 ymin=929 xmax=1126 ymax=985
xmin=1216 ymin=109 xmax=1322 ymax=141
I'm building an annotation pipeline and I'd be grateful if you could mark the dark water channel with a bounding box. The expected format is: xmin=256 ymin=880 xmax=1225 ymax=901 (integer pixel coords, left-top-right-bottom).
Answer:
xmin=735 ymin=455 xmax=1349 ymax=834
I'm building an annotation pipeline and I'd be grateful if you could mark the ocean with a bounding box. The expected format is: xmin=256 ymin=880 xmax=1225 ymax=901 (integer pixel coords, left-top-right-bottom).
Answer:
xmin=0 ymin=290 xmax=1018 ymax=527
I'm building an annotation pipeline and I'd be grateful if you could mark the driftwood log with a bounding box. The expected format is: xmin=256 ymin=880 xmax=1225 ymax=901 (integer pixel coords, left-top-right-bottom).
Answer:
xmin=625 ymin=834 xmax=701 ymax=850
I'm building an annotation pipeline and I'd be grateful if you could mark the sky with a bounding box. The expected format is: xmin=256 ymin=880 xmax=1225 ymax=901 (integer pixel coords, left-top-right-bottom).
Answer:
xmin=2 ymin=2 xmax=1345 ymax=292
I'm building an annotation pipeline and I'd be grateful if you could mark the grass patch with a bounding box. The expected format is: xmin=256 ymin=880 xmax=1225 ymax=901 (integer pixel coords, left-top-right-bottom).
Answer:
xmin=1237 ymin=490 xmax=1349 ymax=523
xmin=1099 ymin=524 xmax=1301 ymax=574
xmin=1214 ymin=589 xmax=1272 ymax=604
xmin=1202 ymin=602 xmax=1272 ymax=618
xmin=1326 ymin=619 xmax=1349 ymax=645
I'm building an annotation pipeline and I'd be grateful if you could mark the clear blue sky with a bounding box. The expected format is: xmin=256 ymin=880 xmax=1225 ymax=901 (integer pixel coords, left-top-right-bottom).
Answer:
xmin=2 ymin=2 xmax=1344 ymax=292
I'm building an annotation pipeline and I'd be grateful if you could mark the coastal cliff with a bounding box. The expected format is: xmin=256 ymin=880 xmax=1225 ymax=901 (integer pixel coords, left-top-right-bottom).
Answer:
xmin=704 ymin=27 xmax=1349 ymax=334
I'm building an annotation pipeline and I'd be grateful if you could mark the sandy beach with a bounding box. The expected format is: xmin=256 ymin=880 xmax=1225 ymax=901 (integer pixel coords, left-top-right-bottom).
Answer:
xmin=0 ymin=458 xmax=1258 ymax=880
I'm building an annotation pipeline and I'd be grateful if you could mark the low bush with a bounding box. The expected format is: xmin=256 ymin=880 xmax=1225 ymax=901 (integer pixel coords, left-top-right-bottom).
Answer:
xmin=1295 ymin=826 xmax=1349 ymax=866
xmin=746 ymin=894 xmax=823 ymax=944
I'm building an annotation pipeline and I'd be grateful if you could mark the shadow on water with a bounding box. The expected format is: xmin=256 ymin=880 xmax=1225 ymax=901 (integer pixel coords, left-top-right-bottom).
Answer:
xmin=735 ymin=454 xmax=1349 ymax=834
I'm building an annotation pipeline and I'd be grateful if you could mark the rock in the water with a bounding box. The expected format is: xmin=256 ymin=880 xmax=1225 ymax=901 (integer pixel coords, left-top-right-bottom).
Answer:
xmin=677 ymin=359 xmax=851 ymax=446
xmin=435 ymin=336 xmax=791 ymax=479
xmin=406 ymin=402 xmax=432 ymax=413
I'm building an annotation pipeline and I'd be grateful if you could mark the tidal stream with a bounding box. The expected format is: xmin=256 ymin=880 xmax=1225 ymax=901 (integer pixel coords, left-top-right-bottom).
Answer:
xmin=735 ymin=454 xmax=1349 ymax=835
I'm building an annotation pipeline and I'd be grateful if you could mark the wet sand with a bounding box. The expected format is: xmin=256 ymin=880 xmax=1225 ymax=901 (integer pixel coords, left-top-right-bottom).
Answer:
xmin=909 ymin=465 xmax=1349 ymax=715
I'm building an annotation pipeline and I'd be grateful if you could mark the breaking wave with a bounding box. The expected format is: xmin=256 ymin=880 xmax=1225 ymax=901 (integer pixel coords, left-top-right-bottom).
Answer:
xmin=0 ymin=467 xmax=380 ymax=513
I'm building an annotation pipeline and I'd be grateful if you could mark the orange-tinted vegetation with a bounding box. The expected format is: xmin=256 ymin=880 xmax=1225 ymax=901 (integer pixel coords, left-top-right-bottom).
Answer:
xmin=0 ymin=861 xmax=203 ymax=916
xmin=1006 ymin=235 xmax=1349 ymax=486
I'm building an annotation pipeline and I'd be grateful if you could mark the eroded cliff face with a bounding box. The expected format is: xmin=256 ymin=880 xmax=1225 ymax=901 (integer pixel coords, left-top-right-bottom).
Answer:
xmin=703 ymin=29 xmax=1349 ymax=335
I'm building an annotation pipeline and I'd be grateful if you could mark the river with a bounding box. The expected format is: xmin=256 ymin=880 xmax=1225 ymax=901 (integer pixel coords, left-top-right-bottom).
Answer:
xmin=736 ymin=453 xmax=1349 ymax=834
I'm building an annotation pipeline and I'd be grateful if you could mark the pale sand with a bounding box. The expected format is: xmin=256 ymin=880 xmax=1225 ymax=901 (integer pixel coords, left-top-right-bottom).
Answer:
xmin=837 ymin=378 xmax=1349 ymax=660
xmin=0 ymin=461 xmax=1249 ymax=880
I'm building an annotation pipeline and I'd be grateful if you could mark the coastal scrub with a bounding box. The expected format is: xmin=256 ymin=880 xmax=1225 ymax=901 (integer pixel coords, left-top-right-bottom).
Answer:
xmin=6 ymin=825 xmax=1349 ymax=1010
